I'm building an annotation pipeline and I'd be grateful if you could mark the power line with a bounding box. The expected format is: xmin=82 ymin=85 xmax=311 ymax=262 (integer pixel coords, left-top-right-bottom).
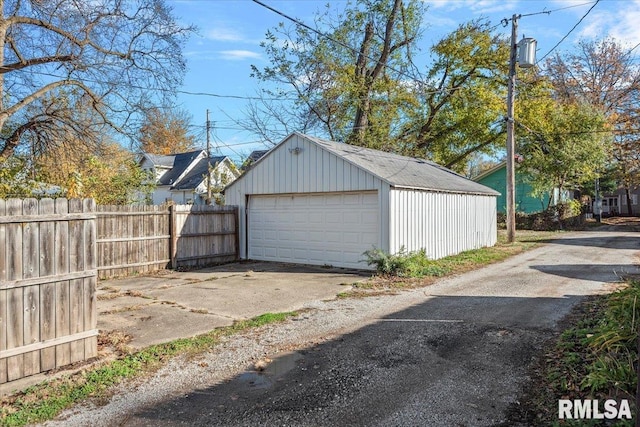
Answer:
xmin=536 ymin=0 xmax=600 ymax=64
xmin=522 ymin=1 xmax=598 ymax=18
xmin=25 ymin=69 xmax=292 ymax=102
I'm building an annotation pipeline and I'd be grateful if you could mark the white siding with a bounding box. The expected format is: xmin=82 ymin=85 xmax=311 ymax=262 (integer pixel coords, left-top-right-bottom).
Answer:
xmin=389 ymin=188 xmax=497 ymax=259
xmin=152 ymin=186 xmax=173 ymax=205
xmin=225 ymin=134 xmax=390 ymax=259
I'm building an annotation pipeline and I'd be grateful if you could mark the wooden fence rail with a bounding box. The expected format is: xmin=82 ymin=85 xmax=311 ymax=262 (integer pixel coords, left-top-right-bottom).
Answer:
xmin=0 ymin=198 xmax=97 ymax=385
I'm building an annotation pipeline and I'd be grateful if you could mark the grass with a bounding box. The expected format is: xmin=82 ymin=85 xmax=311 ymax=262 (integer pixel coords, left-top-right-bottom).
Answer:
xmin=504 ymin=280 xmax=639 ymax=426
xmin=0 ymin=312 xmax=297 ymax=427
xmin=350 ymin=229 xmax=557 ymax=293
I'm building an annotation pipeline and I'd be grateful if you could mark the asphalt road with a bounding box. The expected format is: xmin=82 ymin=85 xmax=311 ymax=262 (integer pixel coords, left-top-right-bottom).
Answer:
xmin=47 ymin=227 xmax=640 ymax=427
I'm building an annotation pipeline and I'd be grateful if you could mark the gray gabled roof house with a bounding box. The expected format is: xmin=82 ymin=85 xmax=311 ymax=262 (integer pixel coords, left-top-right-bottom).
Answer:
xmin=141 ymin=150 xmax=239 ymax=205
xmin=225 ymin=133 xmax=498 ymax=269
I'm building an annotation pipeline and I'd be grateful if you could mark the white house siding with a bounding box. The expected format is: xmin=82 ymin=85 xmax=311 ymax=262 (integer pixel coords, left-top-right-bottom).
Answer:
xmin=225 ymin=134 xmax=390 ymax=260
xmin=151 ymin=186 xmax=173 ymax=205
xmin=389 ymin=188 xmax=497 ymax=260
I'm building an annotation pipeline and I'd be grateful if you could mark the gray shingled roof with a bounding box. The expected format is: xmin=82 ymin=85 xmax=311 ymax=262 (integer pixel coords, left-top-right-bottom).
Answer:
xmin=156 ymin=150 xmax=203 ymax=186
xmin=248 ymin=149 xmax=269 ymax=163
xmin=145 ymin=153 xmax=175 ymax=168
xmin=303 ymin=134 xmax=499 ymax=196
xmin=172 ymin=156 xmax=227 ymax=190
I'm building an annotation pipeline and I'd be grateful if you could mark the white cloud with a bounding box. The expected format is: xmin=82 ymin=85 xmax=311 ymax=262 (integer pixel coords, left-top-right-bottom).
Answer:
xmin=205 ymin=26 xmax=245 ymax=42
xmin=218 ymin=50 xmax=262 ymax=61
xmin=574 ymin=0 xmax=640 ymax=47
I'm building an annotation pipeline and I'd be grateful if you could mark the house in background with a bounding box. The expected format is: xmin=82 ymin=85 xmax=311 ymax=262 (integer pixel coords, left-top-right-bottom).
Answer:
xmin=597 ymin=187 xmax=640 ymax=216
xmin=140 ymin=150 xmax=239 ymax=205
xmin=473 ymin=161 xmax=570 ymax=214
xmin=225 ymin=132 xmax=499 ymax=270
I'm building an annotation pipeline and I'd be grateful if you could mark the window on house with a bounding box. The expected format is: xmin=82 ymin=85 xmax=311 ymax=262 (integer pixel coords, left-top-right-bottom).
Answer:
xmin=633 ymin=195 xmax=638 ymax=205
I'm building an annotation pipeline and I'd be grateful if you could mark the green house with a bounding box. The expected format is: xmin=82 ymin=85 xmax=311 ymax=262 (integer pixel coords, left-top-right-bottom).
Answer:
xmin=474 ymin=162 xmax=548 ymax=214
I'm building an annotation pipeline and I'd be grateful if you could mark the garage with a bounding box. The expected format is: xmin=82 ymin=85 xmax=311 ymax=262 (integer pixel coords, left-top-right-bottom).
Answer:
xmin=248 ymin=192 xmax=378 ymax=269
xmin=225 ymin=133 xmax=499 ymax=270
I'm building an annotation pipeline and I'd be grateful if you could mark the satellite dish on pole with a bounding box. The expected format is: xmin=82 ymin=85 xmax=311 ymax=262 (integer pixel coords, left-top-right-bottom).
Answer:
xmin=518 ymin=37 xmax=537 ymax=68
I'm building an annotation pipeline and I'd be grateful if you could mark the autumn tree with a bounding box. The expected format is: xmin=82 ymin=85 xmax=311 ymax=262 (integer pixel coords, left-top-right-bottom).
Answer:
xmin=138 ymin=107 xmax=198 ymax=155
xmin=35 ymin=139 xmax=153 ymax=205
xmin=545 ymin=39 xmax=640 ymax=214
xmin=0 ymin=0 xmax=192 ymax=160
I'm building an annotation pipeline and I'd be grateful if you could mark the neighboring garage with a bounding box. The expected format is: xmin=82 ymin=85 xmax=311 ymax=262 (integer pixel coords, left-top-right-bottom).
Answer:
xmin=224 ymin=133 xmax=499 ymax=270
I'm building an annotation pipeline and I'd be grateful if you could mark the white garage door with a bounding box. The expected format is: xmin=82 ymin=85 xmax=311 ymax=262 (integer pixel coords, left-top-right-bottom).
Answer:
xmin=248 ymin=192 xmax=379 ymax=269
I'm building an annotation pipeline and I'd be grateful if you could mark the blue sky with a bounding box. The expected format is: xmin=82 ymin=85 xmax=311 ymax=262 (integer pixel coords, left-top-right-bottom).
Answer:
xmin=169 ymin=0 xmax=640 ymax=162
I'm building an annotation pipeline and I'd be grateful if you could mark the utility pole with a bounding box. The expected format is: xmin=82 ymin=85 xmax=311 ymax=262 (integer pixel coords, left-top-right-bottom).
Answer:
xmin=505 ymin=14 xmax=519 ymax=244
xmin=206 ymin=109 xmax=212 ymax=205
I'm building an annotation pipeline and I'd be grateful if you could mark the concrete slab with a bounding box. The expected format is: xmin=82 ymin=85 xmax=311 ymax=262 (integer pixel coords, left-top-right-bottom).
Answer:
xmin=99 ymin=303 xmax=233 ymax=348
xmin=96 ymin=261 xmax=367 ymax=350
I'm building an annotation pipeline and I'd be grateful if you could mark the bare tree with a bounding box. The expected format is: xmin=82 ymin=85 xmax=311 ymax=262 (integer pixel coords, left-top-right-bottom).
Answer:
xmin=0 ymin=0 xmax=193 ymax=159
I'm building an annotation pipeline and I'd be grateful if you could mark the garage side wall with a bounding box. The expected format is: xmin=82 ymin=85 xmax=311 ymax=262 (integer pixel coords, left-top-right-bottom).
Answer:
xmin=389 ymin=188 xmax=497 ymax=259
xmin=225 ymin=134 xmax=391 ymax=260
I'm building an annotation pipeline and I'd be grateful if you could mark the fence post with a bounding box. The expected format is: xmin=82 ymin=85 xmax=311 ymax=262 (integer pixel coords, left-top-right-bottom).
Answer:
xmin=234 ymin=206 xmax=240 ymax=261
xmin=170 ymin=204 xmax=178 ymax=270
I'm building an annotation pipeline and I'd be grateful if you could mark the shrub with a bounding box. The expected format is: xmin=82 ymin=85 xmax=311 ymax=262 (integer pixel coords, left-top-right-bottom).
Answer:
xmin=362 ymin=247 xmax=448 ymax=278
xmin=497 ymin=202 xmax=586 ymax=231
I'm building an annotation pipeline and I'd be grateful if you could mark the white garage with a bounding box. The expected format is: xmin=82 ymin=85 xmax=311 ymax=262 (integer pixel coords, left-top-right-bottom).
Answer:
xmin=225 ymin=133 xmax=499 ymax=270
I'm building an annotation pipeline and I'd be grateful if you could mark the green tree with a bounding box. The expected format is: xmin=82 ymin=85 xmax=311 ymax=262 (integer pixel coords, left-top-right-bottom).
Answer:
xmin=517 ymin=100 xmax=612 ymax=207
xmin=398 ymin=20 xmax=510 ymax=170
xmin=248 ymin=0 xmax=424 ymax=149
xmin=545 ymin=39 xmax=640 ymax=214
xmin=0 ymin=155 xmax=34 ymax=198
xmin=248 ymin=2 xmax=515 ymax=172
xmin=0 ymin=0 xmax=193 ymax=160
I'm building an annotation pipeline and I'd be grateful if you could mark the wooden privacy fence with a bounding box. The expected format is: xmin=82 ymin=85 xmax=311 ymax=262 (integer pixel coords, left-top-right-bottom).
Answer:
xmin=1 ymin=200 xmax=237 ymax=384
xmin=0 ymin=198 xmax=97 ymax=385
xmin=97 ymin=204 xmax=239 ymax=279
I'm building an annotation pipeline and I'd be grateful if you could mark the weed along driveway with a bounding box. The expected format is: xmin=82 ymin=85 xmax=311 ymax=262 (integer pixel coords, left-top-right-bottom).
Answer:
xmin=97 ymin=261 xmax=368 ymax=349
xmin=22 ymin=227 xmax=640 ymax=426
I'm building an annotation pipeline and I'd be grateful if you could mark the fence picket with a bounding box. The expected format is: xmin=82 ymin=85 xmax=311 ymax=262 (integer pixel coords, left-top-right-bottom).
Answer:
xmin=0 ymin=199 xmax=6 ymax=383
xmin=22 ymin=199 xmax=41 ymax=376
xmin=6 ymin=199 xmax=24 ymax=381
xmin=54 ymin=199 xmax=71 ymax=368
xmin=68 ymin=199 xmax=85 ymax=363
xmin=39 ymin=198 xmax=56 ymax=371
xmin=83 ymin=199 xmax=97 ymax=359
